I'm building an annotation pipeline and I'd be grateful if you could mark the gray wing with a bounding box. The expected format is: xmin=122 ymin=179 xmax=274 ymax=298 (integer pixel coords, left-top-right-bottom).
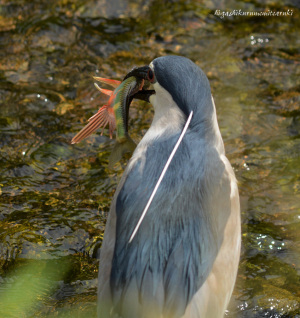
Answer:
xmin=98 ymin=132 xmax=237 ymax=318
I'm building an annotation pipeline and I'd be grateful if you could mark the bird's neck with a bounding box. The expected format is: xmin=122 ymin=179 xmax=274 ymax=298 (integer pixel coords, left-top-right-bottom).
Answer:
xmin=127 ymin=93 xmax=184 ymax=172
xmin=143 ymin=92 xmax=185 ymax=144
xmin=128 ymin=94 xmax=224 ymax=172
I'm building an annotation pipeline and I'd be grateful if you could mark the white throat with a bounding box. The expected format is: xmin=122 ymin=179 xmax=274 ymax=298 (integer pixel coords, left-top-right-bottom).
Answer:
xmin=141 ymin=82 xmax=185 ymax=145
xmin=127 ymin=82 xmax=185 ymax=172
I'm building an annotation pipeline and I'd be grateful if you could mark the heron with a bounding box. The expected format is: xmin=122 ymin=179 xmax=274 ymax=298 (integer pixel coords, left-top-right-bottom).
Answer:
xmin=97 ymin=55 xmax=241 ymax=318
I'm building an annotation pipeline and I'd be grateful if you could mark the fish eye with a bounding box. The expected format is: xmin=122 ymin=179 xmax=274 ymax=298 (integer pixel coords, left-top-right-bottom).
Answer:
xmin=147 ymin=69 xmax=155 ymax=83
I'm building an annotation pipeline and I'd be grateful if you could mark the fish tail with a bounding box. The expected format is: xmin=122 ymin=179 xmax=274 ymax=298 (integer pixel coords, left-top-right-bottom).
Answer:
xmin=108 ymin=135 xmax=136 ymax=168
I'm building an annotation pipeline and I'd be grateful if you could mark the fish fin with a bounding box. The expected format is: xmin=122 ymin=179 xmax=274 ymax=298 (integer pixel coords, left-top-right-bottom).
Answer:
xmin=88 ymin=105 xmax=106 ymax=122
xmin=108 ymin=136 xmax=136 ymax=168
xmin=93 ymin=77 xmax=121 ymax=88
xmin=71 ymin=105 xmax=116 ymax=144
xmin=94 ymin=83 xmax=113 ymax=96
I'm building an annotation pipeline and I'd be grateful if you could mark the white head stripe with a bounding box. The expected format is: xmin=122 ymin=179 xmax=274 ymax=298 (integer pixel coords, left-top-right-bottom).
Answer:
xmin=129 ymin=111 xmax=194 ymax=243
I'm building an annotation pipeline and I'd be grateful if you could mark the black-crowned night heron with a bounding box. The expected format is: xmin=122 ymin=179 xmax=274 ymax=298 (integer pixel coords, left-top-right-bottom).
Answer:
xmin=97 ymin=55 xmax=241 ymax=318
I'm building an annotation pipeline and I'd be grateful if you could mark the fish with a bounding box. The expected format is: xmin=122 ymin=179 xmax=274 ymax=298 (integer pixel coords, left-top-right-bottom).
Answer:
xmin=71 ymin=76 xmax=144 ymax=167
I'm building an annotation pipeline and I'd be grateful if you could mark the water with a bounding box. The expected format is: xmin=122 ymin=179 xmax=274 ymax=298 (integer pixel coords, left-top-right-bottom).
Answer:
xmin=0 ymin=0 xmax=299 ymax=317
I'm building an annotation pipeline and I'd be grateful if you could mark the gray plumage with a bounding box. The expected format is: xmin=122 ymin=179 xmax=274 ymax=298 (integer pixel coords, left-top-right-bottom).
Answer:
xmin=97 ymin=56 xmax=241 ymax=318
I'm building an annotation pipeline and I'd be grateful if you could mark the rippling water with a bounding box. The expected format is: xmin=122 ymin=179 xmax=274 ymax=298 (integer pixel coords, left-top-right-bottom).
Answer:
xmin=0 ymin=0 xmax=299 ymax=317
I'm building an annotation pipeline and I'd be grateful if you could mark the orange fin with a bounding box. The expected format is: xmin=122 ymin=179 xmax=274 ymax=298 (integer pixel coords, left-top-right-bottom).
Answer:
xmin=71 ymin=105 xmax=116 ymax=144
xmin=94 ymin=83 xmax=113 ymax=96
xmin=93 ymin=76 xmax=121 ymax=88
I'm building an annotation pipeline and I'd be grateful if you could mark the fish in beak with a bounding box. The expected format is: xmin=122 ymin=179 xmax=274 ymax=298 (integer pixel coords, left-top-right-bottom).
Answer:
xmin=71 ymin=66 xmax=155 ymax=167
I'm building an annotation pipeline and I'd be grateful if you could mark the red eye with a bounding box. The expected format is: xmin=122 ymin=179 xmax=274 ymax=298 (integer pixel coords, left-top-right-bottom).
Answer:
xmin=147 ymin=69 xmax=155 ymax=83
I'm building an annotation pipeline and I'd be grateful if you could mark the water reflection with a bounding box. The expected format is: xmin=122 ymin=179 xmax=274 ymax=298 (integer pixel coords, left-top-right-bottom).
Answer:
xmin=0 ymin=0 xmax=299 ymax=317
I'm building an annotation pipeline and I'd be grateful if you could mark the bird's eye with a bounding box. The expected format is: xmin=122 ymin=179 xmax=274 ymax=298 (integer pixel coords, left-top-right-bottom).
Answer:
xmin=147 ymin=69 xmax=155 ymax=83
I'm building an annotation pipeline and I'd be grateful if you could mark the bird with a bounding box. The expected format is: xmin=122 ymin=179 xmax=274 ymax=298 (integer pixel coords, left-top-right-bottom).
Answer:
xmin=97 ymin=55 xmax=241 ymax=318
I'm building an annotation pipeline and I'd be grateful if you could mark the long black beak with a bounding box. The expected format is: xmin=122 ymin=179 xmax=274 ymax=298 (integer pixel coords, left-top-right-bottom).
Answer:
xmin=123 ymin=66 xmax=155 ymax=103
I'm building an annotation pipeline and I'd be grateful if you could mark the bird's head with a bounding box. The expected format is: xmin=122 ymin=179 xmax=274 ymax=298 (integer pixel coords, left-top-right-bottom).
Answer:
xmin=125 ymin=55 xmax=215 ymax=133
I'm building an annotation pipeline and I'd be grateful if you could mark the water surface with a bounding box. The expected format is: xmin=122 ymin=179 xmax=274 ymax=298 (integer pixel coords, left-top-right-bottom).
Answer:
xmin=0 ymin=0 xmax=299 ymax=317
